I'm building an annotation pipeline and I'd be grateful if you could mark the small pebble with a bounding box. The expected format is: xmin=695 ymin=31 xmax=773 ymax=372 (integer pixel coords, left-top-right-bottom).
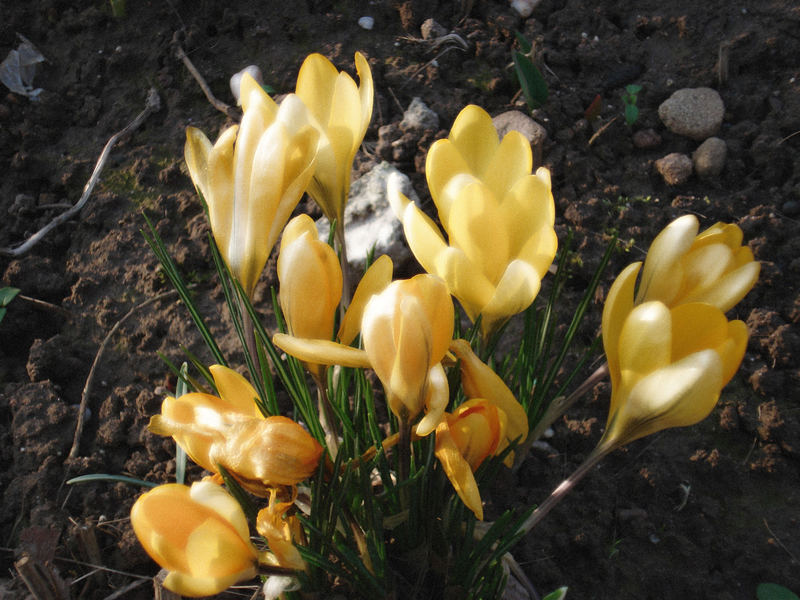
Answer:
xmin=655 ymin=152 xmax=693 ymax=185
xmin=358 ymin=16 xmax=374 ymax=30
xmin=230 ymin=65 xmax=263 ymax=104
xmin=632 ymin=128 xmax=662 ymax=149
xmin=510 ymin=0 xmax=541 ymax=18
xmin=692 ymin=137 xmax=727 ymax=178
xmin=782 ymin=199 xmax=800 ymax=216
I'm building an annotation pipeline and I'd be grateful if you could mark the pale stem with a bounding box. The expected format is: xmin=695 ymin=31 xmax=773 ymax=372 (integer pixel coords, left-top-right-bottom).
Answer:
xmin=312 ymin=371 xmax=340 ymax=457
xmin=240 ymin=299 xmax=259 ymax=374
xmin=519 ymin=441 xmax=614 ymax=536
xmin=335 ymin=222 xmax=352 ymax=310
xmin=514 ymin=362 xmax=610 ymax=471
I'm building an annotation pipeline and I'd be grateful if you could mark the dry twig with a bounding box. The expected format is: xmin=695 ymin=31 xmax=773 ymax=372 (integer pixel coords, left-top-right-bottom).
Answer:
xmin=68 ymin=288 xmax=183 ymax=459
xmin=173 ymin=36 xmax=239 ymax=121
xmin=0 ymin=89 xmax=160 ymax=258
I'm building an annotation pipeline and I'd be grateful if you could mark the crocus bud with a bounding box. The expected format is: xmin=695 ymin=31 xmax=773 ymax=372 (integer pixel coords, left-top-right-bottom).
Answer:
xmin=256 ymin=489 xmax=306 ymax=571
xmin=361 ymin=274 xmax=454 ymax=435
xmin=635 ymin=214 xmax=760 ymax=313
xmin=278 ymin=215 xmax=342 ymax=378
xmin=185 ymin=75 xmax=318 ymax=297
xmin=295 ymin=52 xmax=373 ymax=225
xmin=388 ymin=104 xmax=557 ymax=336
xmin=130 ymin=481 xmax=258 ymax=597
xmin=435 ymin=399 xmax=508 ymax=520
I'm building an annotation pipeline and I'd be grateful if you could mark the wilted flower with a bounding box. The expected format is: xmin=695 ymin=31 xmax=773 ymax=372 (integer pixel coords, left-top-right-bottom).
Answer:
xmin=149 ymin=364 xmax=263 ymax=474
xmin=130 ymin=481 xmax=259 ymax=597
xmin=389 ymin=104 xmax=557 ymax=336
xmin=362 ymin=274 xmax=454 ymax=435
xmin=435 ymin=399 xmax=508 ymax=520
xmin=295 ymin=52 xmax=373 ymax=226
xmin=449 ymin=339 xmax=528 ymax=465
xmin=185 ymin=74 xmax=318 ymax=297
xmin=600 ymin=262 xmax=750 ymax=449
xmin=635 ymin=214 xmax=760 ymax=313
xmin=149 ymin=365 xmax=323 ymax=495
xmin=256 ymin=488 xmax=306 ymax=571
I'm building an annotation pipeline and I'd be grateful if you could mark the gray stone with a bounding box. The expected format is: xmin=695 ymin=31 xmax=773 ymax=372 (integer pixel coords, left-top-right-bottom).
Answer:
xmin=492 ymin=110 xmax=547 ymax=147
xmin=420 ymin=18 xmax=447 ymax=40
xmin=399 ymin=97 xmax=439 ymax=133
xmin=655 ymin=152 xmax=693 ymax=185
xmin=692 ymin=137 xmax=727 ymax=178
xmin=632 ymin=128 xmax=662 ymax=149
xmin=658 ymin=87 xmax=725 ymax=141
xmin=316 ymin=161 xmax=414 ymax=271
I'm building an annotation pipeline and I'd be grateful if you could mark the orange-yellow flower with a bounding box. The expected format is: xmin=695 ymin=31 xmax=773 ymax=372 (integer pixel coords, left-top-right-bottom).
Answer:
xmin=295 ymin=52 xmax=373 ymax=225
xmin=389 ymin=104 xmax=557 ymax=336
xmin=130 ymin=481 xmax=258 ymax=597
xmin=185 ymin=74 xmax=318 ymax=297
xmin=435 ymin=399 xmax=507 ymax=520
xmin=601 ymin=263 xmax=750 ymax=449
xmin=256 ymin=488 xmax=306 ymax=571
xmin=361 ymin=274 xmax=454 ymax=435
xmin=635 ymin=214 xmax=760 ymax=312
xmin=149 ymin=365 xmax=322 ymax=495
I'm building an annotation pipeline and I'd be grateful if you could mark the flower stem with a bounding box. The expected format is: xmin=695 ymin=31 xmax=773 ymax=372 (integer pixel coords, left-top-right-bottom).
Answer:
xmin=312 ymin=371 xmax=340 ymax=457
xmin=514 ymin=362 xmax=609 ymax=471
xmin=519 ymin=441 xmax=614 ymax=536
xmin=335 ymin=222 xmax=352 ymax=310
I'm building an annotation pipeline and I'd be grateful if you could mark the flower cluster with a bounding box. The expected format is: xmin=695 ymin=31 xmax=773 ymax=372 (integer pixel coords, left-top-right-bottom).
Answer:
xmin=127 ymin=49 xmax=760 ymax=599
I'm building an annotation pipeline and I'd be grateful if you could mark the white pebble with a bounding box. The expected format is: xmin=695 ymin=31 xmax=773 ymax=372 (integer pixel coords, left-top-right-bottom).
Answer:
xmin=358 ymin=16 xmax=374 ymax=30
xmin=230 ymin=65 xmax=263 ymax=105
xmin=510 ymin=0 xmax=541 ymax=18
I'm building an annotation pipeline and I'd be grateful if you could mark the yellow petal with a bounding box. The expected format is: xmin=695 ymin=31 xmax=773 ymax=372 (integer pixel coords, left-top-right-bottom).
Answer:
xmin=718 ymin=319 xmax=749 ymax=385
xmin=480 ymin=259 xmax=541 ymax=335
xmin=601 ymin=262 xmax=641 ymax=394
xmin=612 ymin=349 xmax=723 ymax=445
xmin=618 ymin=301 xmax=672 ymax=390
xmin=163 ymin=570 xmax=249 ymax=598
xmin=636 ymin=214 xmax=698 ymax=305
xmin=682 ymin=261 xmax=760 ymax=313
xmin=184 ymin=127 xmax=212 ymax=199
xmin=448 ymin=104 xmax=499 ymax=178
xmin=338 ymin=254 xmax=393 ymax=345
xmin=483 ymin=129 xmax=532 ymax=199
xmin=426 ymin=138 xmax=471 ymax=213
xmin=273 ymin=333 xmax=372 ymax=368
xmin=415 ymin=363 xmax=448 ymax=436
xmin=205 ymin=125 xmax=238 ymax=264
xmin=354 ymin=51 xmax=374 ymax=142
xmin=435 ymin=420 xmax=484 ymax=520
xmin=190 ymin=480 xmax=252 ymax=543
xmin=209 ymin=365 xmax=262 ymax=418
xmin=296 ymin=53 xmax=339 ymax=126
xmin=449 ymin=339 xmax=529 ymax=446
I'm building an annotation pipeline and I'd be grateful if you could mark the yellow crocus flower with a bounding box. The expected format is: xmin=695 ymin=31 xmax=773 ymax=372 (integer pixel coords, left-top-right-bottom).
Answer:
xmin=361 ymin=274 xmax=454 ymax=435
xmin=635 ymin=214 xmax=760 ymax=312
xmin=149 ymin=365 xmax=323 ymax=495
xmin=449 ymin=339 xmax=528 ymax=465
xmin=185 ymin=74 xmax=318 ymax=297
xmin=295 ymin=52 xmax=373 ymax=225
xmin=277 ymin=215 xmax=394 ymax=380
xmin=130 ymin=481 xmax=259 ymax=597
xmin=434 ymin=399 xmax=507 ymax=520
xmin=278 ymin=215 xmax=343 ymax=371
xmin=389 ymin=104 xmax=557 ymax=336
xmin=600 ymin=263 xmax=749 ymax=449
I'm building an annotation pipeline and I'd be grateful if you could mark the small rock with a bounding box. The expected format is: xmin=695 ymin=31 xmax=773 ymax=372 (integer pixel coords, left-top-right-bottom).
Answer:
xmin=399 ymin=97 xmax=439 ymax=133
xmin=357 ymin=16 xmax=374 ymax=30
xmin=315 ymin=161 xmax=414 ymax=271
xmin=658 ymin=87 xmax=725 ymax=141
xmin=692 ymin=137 xmax=727 ymax=178
xmin=9 ymin=193 xmax=35 ymax=215
xmin=655 ymin=152 xmax=693 ymax=185
xmin=229 ymin=65 xmax=263 ymax=105
xmin=782 ymin=199 xmax=800 ymax=216
xmin=492 ymin=110 xmax=547 ymax=147
xmin=420 ymin=18 xmax=447 ymax=40
xmin=632 ymin=128 xmax=662 ymax=149
xmin=509 ymin=0 xmax=541 ymax=18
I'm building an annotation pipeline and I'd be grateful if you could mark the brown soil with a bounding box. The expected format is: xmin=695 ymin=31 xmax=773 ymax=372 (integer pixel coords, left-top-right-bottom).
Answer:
xmin=1 ymin=1 xmax=799 ymax=598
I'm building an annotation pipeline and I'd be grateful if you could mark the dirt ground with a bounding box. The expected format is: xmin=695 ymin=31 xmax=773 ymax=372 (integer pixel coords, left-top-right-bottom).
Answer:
xmin=1 ymin=1 xmax=799 ymax=598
